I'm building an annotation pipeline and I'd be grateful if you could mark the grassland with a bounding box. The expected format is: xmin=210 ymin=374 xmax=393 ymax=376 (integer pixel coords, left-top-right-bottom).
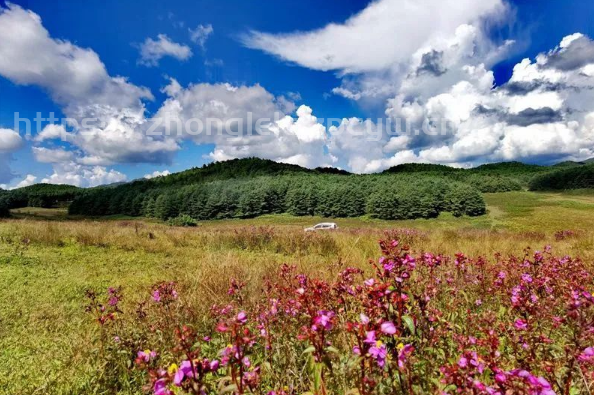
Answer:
xmin=1 ymin=190 xmax=594 ymax=394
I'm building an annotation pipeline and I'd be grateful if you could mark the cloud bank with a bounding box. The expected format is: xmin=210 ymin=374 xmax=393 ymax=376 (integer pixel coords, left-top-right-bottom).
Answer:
xmin=245 ymin=0 xmax=594 ymax=172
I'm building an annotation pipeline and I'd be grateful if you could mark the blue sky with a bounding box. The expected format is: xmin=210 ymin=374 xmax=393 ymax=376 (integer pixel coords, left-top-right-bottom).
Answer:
xmin=1 ymin=0 xmax=594 ymax=187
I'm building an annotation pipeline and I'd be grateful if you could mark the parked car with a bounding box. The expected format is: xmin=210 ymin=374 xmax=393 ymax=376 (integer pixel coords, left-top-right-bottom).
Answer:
xmin=304 ymin=222 xmax=338 ymax=232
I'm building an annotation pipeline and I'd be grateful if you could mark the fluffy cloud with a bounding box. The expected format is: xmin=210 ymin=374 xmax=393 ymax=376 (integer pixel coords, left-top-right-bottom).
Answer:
xmin=244 ymin=0 xmax=594 ymax=171
xmin=153 ymin=79 xmax=293 ymax=142
xmin=189 ymin=24 xmax=213 ymax=49
xmin=41 ymin=162 xmax=127 ymax=187
xmin=138 ymin=34 xmax=192 ymax=67
xmin=34 ymin=124 xmax=70 ymax=142
xmin=544 ymin=33 xmax=594 ymax=71
xmin=0 ymin=128 xmax=23 ymax=153
xmin=244 ymin=0 xmax=512 ymax=107
xmin=150 ymin=78 xmax=334 ymax=167
xmin=0 ymin=4 xmax=179 ymax=169
xmin=13 ymin=174 xmax=37 ymax=189
xmin=32 ymin=147 xmax=74 ymax=163
xmin=0 ymin=5 xmax=333 ymax=181
xmin=0 ymin=6 xmax=152 ymax=110
xmin=375 ymin=32 xmax=594 ymax=169
xmin=242 ymin=0 xmax=506 ymax=74
xmin=144 ymin=170 xmax=171 ymax=179
xmin=327 ymin=118 xmax=389 ymax=173
xmin=65 ymin=105 xmax=178 ymax=165
xmin=209 ymin=105 xmax=332 ymax=168
xmin=0 ymin=128 xmax=23 ymax=183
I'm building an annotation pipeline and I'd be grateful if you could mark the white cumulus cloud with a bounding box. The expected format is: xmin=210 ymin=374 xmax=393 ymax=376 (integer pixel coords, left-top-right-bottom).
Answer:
xmin=0 ymin=4 xmax=179 ymax=168
xmin=42 ymin=162 xmax=127 ymax=187
xmin=138 ymin=34 xmax=193 ymax=67
xmin=0 ymin=128 xmax=24 ymax=183
xmin=144 ymin=170 xmax=171 ymax=179
xmin=0 ymin=128 xmax=23 ymax=153
xmin=242 ymin=0 xmax=506 ymax=74
xmin=189 ymin=24 xmax=213 ymax=49
xmin=13 ymin=174 xmax=37 ymax=189
xmin=32 ymin=147 xmax=74 ymax=163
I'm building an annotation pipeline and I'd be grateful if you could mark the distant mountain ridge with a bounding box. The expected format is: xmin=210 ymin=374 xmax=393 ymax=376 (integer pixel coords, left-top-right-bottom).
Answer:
xmin=124 ymin=157 xmax=594 ymax=188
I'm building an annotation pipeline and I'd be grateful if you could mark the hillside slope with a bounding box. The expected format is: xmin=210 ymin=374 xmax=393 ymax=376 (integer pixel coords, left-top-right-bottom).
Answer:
xmin=530 ymin=163 xmax=594 ymax=190
xmin=3 ymin=157 xmax=593 ymax=219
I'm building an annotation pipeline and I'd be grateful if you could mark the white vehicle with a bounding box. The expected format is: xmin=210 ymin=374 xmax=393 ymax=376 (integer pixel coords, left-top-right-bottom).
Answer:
xmin=304 ymin=222 xmax=339 ymax=232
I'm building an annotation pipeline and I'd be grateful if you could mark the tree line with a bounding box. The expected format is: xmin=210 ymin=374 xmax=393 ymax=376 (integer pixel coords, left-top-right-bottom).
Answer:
xmin=0 ymin=184 xmax=81 ymax=216
xmin=6 ymin=158 xmax=593 ymax=220
xmin=68 ymin=174 xmax=486 ymax=220
xmin=529 ymin=164 xmax=594 ymax=190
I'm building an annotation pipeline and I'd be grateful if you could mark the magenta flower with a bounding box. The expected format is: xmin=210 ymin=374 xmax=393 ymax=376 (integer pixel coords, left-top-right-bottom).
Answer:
xmin=514 ymin=319 xmax=528 ymax=330
xmin=578 ymin=347 xmax=594 ymax=363
xmin=242 ymin=368 xmax=260 ymax=387
xmin=364 ymin=331 xmax=377 ymax=345
xmin=137 ymin=350 xmax=157 ymax=363
xmin=152 ymin=290 xmax=161 ymax=302
xmin=458 ymin=356 xmax=468 ymax=368
xmin=153 ymin=378 xmax=170 ymax=395
xmin=242 ymin=356 xmax=251 ymax=368
xmin=398 ymin=344 xmax=414 ymax=369
xmin=521 ymin=273 xmax=533 ymax=283
xmin=236 ymin=311 xmax=248 ymax=324
xmin=209 ymin=359 xmax=220 ymax=371
xmin=383 ymin=260 xmax=395 ymax=272
xmin=380 ymin=321 xmax=397 ymax=335
xmin=173 ymin=360 xmax=194 ymax=386
xmin=495 ymin=372 xmax=507 ymax=383
xmin=312 ymin=310 xmax=335 ymax=331
xmin=369 ymin=341 xmax=387 ymax=367
xmin=364 ymin=278 xmax=375 ymax=287
xmin=509 ymin=369 xmax=555 ymax=395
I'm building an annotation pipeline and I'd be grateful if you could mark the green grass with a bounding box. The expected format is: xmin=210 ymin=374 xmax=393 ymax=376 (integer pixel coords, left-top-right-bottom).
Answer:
xmin=10 ymin=206 xmax=69 ymax=218
xmin=1 ymin=190 xmax=594 ymax=393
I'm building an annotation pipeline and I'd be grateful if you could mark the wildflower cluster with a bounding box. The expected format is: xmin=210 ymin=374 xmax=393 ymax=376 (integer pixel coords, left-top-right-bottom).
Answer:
xmin=87 ymin=239 xmax=594 ymax=394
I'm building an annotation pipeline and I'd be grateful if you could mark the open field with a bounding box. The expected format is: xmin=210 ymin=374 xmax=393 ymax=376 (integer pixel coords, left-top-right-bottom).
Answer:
xmin=1 ymin=191 xmax=594 ymax=394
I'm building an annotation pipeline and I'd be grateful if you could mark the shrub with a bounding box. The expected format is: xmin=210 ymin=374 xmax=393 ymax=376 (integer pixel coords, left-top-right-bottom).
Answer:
xmin=166 ymin=214 xmax=198 ymax=227
xmin=463 ymin=175 xmax=523 ymax=193
xmin=444 ymin=184 xmax=486 ymax=217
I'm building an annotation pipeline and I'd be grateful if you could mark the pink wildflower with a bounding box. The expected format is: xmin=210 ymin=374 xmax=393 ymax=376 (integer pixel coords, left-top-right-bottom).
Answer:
xmin=380 ymin=321 xmax=397 ymax=335
xmin=514 ymin=319 xmax=528 ymax=330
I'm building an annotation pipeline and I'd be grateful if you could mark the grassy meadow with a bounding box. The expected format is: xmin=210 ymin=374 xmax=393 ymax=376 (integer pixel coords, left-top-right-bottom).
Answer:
xmin=1 ymin=190 xmax=594 ymax=394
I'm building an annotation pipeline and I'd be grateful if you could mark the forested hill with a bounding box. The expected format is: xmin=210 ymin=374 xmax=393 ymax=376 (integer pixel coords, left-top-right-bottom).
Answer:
xmin=382 ymin=161 xmax=546 ymax=176
xmin=64 ymin=158 xmax=522 ymax=221
xmin=148 ymin=158 xmax=349 ymax=186
xmin=2 ymin=157 xmax=594 ymax=220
